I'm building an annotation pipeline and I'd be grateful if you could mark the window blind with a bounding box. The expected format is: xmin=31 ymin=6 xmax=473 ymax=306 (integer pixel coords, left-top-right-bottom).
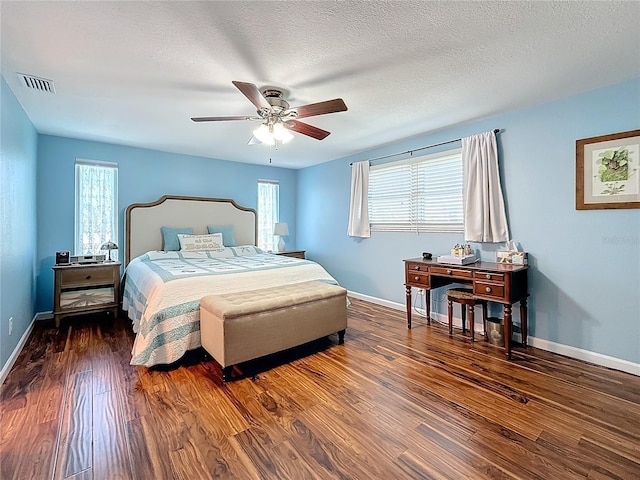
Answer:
xmin=368 ymin=149 xmax=463 ymax=233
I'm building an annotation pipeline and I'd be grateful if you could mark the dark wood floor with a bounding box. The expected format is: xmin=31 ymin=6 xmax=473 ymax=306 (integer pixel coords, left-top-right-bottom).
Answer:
xmin=1 ymin=298 xmax=639 ymax=479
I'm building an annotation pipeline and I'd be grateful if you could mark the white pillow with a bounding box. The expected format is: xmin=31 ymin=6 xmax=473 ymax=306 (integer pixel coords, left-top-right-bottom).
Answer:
xmin=177 ymin=233 xmax=224 ymax=252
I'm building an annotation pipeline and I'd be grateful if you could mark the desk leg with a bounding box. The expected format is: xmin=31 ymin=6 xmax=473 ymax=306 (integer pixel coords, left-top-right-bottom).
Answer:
xmin=504 ymin=304 xmax=512 ymax=360
xmin=425 ymin=289 xmax=431 ymax=325
xmin=520 ymin=298 xmax=528 ymax=348
xmin=405 ymin=285 xmax=412 ymax=329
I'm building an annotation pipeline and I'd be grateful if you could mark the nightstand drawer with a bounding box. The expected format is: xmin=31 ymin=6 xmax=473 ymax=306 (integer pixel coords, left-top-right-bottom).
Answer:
xmin=59 ymin=266 xmax=115 ymax=287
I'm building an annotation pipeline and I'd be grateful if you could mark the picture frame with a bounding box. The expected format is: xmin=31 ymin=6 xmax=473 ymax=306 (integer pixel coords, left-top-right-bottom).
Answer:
xmin=576 ymin=129 xmax=640 ymax=210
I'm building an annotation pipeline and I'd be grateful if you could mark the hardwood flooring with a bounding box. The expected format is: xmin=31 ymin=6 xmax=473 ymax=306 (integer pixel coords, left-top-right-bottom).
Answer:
xmin=1 ymin=298 xmax=639 ymax=479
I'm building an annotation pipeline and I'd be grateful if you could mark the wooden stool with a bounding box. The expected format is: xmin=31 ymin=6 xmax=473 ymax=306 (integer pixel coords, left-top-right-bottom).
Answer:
xmin=446 ymin=288 xmax=488 ymax=342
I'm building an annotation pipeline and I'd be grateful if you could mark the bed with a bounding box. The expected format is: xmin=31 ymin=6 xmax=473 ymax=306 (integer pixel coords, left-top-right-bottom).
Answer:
xmin=122 ymin=195 xmax=343 ymax=367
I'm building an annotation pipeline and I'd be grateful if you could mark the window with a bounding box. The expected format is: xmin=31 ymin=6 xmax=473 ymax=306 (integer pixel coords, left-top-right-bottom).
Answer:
xmin=257 ymin=180 xmax=279 ymax=251
xmin=368 ymin=148 xmax=463 ymax=232
xmin=75 ymin=159 xmax=118 ymax=258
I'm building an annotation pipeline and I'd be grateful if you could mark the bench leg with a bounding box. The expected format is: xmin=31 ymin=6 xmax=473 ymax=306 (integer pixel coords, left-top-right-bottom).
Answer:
xmin=337 ymin=329 xmax=346 ymax=345
xmin=222 ymin=366 xmax=233 ymax=382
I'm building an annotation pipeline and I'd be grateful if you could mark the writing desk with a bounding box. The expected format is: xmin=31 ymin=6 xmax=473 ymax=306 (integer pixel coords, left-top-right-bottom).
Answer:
xmin=404 ymin=258 xmax=529 ymax=359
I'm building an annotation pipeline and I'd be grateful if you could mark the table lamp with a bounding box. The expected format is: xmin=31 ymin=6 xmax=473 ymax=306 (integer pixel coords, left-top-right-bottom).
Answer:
xmin=100 ymin=241 xmax=118 ymax=261
xmin=273 ymin=222 xmax=289 ymax=252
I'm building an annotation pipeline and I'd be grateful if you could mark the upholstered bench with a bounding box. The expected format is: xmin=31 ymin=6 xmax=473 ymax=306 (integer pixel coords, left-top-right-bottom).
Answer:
xmin=200 ymin=281 xmax=348 ymax=381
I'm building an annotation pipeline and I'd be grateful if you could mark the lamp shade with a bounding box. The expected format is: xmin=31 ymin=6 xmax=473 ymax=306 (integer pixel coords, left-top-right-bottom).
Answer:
xmin=100 ymin=241 xmax=118 ymax=250
xmin=100 ymin=241 xmax=118 ymax=261
xmin=273 ymin=223 xmax=289 ymax=236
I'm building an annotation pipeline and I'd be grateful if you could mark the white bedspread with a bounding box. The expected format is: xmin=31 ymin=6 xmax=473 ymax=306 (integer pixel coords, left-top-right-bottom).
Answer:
xmin=122 ymin=247 xmax=340 ymax=367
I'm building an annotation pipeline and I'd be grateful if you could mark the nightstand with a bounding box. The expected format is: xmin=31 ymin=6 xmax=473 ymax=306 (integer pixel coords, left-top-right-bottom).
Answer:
xmin=52 ymin=262 xmax=121 ymax=328
xmin=275 ymin=250 xmax=306 ymax=259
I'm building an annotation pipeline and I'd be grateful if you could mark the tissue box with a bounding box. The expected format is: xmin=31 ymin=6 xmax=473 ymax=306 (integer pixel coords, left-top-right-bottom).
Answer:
xmin=496 ymin=251 xmax=528 ymax=265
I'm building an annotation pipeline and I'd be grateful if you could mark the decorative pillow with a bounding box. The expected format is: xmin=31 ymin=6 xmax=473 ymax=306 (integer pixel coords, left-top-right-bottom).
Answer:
xmin=177 ymin=233 xmax=224 ymax=252
xmin=207 ymin=225 xmax=236 ymax=247
xmin=161 ymin=226 xmax=193 ymax=251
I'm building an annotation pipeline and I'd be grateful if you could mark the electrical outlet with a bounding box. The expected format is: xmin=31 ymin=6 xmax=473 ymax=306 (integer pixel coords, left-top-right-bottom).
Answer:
xmin=9 ymin=317 xmax=13 ymax=336
xmin=417 ymin=289 xmax=424 ymax=296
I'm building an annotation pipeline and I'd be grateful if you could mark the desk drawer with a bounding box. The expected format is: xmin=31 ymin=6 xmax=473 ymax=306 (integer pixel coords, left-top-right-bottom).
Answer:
xmin=474 ymin=281 xmax=505 ymax=300
xmin=406 ymin=271 xmax=429 ymax=288
xmin=60 ymin=266 xmax=114 ymax=287
xmin=475 ymin=271 xmax=505 ymax=282
xmin=406 ymin=262 xmax=428 ymax=273
xmin=431 ymin=266 xmax=473 ymax=280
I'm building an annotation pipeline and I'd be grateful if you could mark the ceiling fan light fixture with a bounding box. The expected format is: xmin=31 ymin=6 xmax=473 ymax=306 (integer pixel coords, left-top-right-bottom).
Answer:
xmin=192 ymin=81 xmax=346 ymax=144
xmin=253 ymin=124 xmax=275 ymax=145
xmin=272 ymin=122 xmax=294 ymax=144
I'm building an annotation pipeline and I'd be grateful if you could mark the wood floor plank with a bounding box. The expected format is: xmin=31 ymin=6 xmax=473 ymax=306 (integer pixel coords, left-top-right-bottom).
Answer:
xmin=231 ymin=426 xmax=290 ymax=479
xmin=54 ymin=370 xmax=92 ymax=480
xmin=125 ymin=417 xmax=159 ymax=480
xmin=535 ymin=430 xmax=640 ymax=480
xmin=168 ymin=439 xmax=213 ymax=480
xmin=7 ymin=418 xmax=57 ymax=480
xmin=181 ymin=410 xmax=242 ymax=479
xmin=128 ymin=414 xmax=178 ymax=479
xmin=1 ymin=299 xmax=639 ymax=480
xmin=92 ymin=388 xmax=131 ymax=480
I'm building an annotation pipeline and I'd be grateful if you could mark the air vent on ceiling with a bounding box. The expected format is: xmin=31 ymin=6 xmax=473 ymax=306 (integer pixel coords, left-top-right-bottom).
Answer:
xmin=17 ymin=73 xmax=56 ymax=94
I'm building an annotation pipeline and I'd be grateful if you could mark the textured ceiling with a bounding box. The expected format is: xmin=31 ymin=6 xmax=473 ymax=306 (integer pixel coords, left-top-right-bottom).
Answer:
xmin=1 ymin=1 xmax=639 ymax=169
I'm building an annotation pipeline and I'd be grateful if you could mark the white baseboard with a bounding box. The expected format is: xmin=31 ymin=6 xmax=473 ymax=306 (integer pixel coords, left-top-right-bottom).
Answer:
xmin=0 ymin=314 xmax=36 ymax=387
xmin=35 ymin=311 xmax=53 ymax=321
xmin=347 ymin=290 xmax=405 ymax=311
xmin=347 ymin=290 xmax=486 ymax=332
xmin=526 ymin=336 xmax=640 ymax=376
xmin=347 ymin=290 xmax=639 ymax=376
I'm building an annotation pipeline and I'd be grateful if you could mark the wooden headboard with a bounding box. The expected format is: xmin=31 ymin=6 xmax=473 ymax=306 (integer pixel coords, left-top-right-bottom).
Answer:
xmin=125 ymin=195 xmax=257 ymax=265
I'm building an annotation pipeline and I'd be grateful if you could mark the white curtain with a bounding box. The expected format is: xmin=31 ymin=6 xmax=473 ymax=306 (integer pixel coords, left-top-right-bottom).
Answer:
xmin=347 ymin=161 xmax=371 ymax=238
xmin=462 ymin=131 xmax=509 ymax=242
xmin=257 ymin=181 xmax=279 ymax=251
xmin=75 ymin=160 xmax=118 ymax=257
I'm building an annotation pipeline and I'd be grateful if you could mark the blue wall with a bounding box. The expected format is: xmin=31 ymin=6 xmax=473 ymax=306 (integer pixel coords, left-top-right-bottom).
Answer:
xmin=0 ymin=76 xmax=38 ymax=371
xmin=36 ymin=136 xmax=297 ymax=312
xmin=298 ymin=78 xmax=640 ymax=364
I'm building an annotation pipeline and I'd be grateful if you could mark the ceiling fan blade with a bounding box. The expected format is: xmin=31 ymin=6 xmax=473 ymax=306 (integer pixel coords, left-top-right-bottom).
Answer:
xmin=286 ymin=120 xmax=331 ymax=140
xmin=291 ymin=98 xmax=347 ymax=119
xmin=191 ymin=115 xmax=256 ymax=122
xmin=232 ymin=81 xmax=272 ymax=111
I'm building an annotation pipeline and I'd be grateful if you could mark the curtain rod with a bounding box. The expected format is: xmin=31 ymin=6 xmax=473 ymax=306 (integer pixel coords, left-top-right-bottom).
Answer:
xmin=350 ymin=128 xmax=500 ymax=166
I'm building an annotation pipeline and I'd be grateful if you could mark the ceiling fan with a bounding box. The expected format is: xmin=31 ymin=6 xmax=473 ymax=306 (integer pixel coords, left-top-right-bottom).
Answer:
xmin=191 ymin=81 xmax=348 ymax=145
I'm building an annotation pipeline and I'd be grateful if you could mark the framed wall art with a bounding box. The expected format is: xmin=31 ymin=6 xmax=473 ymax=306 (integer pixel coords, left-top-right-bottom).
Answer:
xmin=576 ymin=129 xmax=640 ymax=210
